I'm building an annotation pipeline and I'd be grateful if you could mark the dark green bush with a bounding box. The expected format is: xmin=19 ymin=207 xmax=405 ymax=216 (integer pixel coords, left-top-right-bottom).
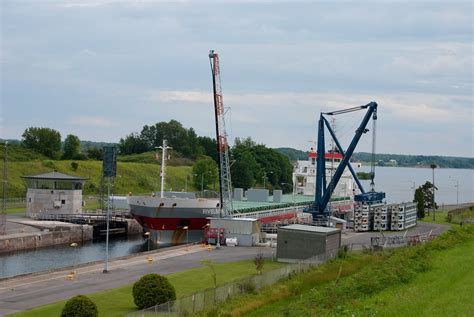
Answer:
xmin=61 ymin=295 xmax=98 ymax=317
xmin=132 ymin=274 xmax=176 ymax=309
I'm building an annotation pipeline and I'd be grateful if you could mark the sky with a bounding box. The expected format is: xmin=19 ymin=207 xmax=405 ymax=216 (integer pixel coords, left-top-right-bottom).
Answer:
xmin=1 ymin=0 xmax=473 ymax=157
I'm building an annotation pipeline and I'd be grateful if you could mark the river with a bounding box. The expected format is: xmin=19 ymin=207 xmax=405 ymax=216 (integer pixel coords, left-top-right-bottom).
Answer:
xmin=357 ymin=166 xmax=473 ymax=205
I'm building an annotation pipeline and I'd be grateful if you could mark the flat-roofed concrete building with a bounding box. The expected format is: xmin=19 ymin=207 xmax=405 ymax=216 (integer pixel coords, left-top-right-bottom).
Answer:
xmin=277 ymin=224 xmax=341 ymax=263
xmin=22 ymin=172 xmax=86 ymax=217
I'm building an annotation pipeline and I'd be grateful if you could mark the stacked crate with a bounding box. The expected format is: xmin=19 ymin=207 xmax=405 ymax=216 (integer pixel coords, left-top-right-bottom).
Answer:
xmin=390 ymin=202 xmax=417 ymax=231
xmin=354 ymin=202 xmax=384 ymax=232
xmin=373 ymin=204 xmax=394 ymax=231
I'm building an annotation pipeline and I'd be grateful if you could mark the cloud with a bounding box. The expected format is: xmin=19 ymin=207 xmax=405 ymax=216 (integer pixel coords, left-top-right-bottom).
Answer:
xmin=70 ymin=116 xmax=116 ymax=127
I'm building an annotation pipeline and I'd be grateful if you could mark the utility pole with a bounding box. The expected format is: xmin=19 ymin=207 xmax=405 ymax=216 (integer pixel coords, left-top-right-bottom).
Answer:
xmin=1 ymin=141 xmax=8 ymax=236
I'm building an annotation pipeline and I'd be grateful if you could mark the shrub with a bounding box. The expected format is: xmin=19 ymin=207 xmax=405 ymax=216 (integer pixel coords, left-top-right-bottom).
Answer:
xmin=71 ymin=161 xmax=79 ymax=171
xmin=132 ymin=274 xmax=176 ymax=309
xmin=254 ymin=252 xmax=265 ymax=274
xmin=61 ymin=295 xmax=98 ymax=317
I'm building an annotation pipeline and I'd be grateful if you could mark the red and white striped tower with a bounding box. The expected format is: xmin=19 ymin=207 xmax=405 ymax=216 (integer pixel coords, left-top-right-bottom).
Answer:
xmin=209 ymin=50 xmax=233 ymax=217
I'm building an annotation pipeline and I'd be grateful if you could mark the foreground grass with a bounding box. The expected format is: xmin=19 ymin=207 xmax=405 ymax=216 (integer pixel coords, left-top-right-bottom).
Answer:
xmin=352 ymin=239 xmax=474 ymax=317
xmin=11 ymin=259 xmax=285 ymax=317
xmin=199 ymin=225 xmax=474 ymax=316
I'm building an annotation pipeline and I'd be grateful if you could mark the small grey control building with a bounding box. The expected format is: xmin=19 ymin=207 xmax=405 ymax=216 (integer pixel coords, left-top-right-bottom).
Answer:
xmin=22 ymin=172 xmax=86 ymax=217
xmin=277 ymin=224 xmax=341 ymax=263
xmin=209 ymin=217 xmax=260 ymax=246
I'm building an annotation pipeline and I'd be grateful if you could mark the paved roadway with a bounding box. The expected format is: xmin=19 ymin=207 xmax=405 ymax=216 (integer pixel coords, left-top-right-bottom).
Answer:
xmin=0 ymin=221 xmax=450 ymax=316
xmin=0 ymin=245 xmax=274 ymax=316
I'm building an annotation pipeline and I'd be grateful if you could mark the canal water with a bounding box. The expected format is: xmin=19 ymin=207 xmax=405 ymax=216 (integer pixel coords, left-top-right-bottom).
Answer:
xmin=0 ymin=235 xmax=167 ymax=278
xmin=1 ymin=166 xmax=472 ymax=278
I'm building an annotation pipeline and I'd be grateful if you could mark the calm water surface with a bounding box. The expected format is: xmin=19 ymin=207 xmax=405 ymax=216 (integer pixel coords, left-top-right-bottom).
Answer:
xmin=0 ymin=235 xmax=168 ymax=278
xmin=357 ymin=166 xmax=473 ymax=204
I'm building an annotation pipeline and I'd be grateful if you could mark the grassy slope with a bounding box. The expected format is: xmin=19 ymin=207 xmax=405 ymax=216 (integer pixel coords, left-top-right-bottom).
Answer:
xmin=352 ymin=240 xmax=474 ymax=317
xmin=250 ymin=239 xmax=474 ymax=317
xmin=11 ymin=260 xmax=285 ymax=317
xmin=198 ymin=226 xmax=474 ymax=317
xmin=0 ymin=160 xmax=194 ymax=199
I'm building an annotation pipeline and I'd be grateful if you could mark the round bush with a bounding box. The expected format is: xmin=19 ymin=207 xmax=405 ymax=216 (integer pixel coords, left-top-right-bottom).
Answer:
xmin=61 ymin=295 xmax=98 ymax=317
xmin=132 ymin=274 xmax=176 ymax=309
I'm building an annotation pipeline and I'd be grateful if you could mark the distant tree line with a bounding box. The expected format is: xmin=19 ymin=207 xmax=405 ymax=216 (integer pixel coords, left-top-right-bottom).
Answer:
xmin=276 ymin=148 xmax=474 ymax=169
xmin=118 ymin=120 xmax=217 ymax=160
xmin=19 ymin=127 xmax=105 ymax=161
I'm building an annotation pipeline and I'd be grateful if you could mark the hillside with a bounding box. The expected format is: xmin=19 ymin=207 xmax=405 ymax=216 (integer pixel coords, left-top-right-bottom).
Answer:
xmin=0 ymin=160 xmax=194 ymax=198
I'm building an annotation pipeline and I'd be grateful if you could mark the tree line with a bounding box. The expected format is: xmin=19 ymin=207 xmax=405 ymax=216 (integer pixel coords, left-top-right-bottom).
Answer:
xmin=15 ymin=121 xmax=294 ymax=193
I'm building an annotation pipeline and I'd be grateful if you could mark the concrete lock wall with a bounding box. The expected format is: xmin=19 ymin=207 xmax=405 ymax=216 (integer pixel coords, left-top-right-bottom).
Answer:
xmin=27 ymin=189 xmax=83 ymax=217
xmin=0 ymin=225 xmax=93 ymax=254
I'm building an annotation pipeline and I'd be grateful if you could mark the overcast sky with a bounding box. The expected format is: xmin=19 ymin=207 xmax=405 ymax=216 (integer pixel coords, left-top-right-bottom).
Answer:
xmin=1 ymin=0 xmax=473 ymax=156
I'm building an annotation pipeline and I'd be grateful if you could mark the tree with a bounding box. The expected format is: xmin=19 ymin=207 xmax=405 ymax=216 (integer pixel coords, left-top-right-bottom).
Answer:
xmin=192 ymin=157 xmax=218 ymax=192
xmin=61 ymin=295 xmax=98 ymax=317
xmin=414 ymin=187 xmax=425 ymax=218
xmin=118 ymin=133 xmax=149 ymax=155
xmin=231 ymin=149 xmax=258 ymax=190
xmin=22 ymin=127 xmax=61 ymax=159
xmin=87 ymin=147 xmax=103 ymax=160
xmin=132 ymin=274 xmax=176 ymax=309
xmin=63 ymin=134 xmax=81 ymax=159
xmin=71 ymin=161 xmax=79 ymax=171
xmin=413 ymin=181 xmax=438 ymax=218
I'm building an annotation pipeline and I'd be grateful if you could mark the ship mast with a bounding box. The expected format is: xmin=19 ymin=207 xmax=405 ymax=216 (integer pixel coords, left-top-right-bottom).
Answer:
xmin=209 ymin=50 xmax=233 ymax=217
xmin=158 ymin=139 xmax=172 ymax=199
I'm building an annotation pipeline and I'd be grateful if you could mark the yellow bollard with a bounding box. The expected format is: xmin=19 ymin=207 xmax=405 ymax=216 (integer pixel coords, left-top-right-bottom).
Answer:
xmin=146 ymin=256 xmax=153 ymax=263
xmin=66 ymin=271 xmax=76 ymax=280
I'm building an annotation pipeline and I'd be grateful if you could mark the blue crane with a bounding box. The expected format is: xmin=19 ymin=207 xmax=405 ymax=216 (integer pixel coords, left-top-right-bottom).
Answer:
xmin=309 ymin=101 xmax=385 ymax=221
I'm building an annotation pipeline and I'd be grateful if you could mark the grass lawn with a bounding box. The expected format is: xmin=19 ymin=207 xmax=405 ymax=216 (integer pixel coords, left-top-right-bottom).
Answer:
xmin=6 ymin=207 xmax=26 ymax=214
xmin=419 ymin=210 xmax=450 ymax=225
xmin=10 ymin=259 xmax=285 ymax=317
xmin=352 ymin=239 xmax=474 ymax=317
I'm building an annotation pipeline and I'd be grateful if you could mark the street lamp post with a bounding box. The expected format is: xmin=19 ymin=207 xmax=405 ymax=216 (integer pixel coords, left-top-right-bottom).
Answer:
xmin=430 ymin=164 xmax=437 ymax=221
xmin=410 ymin=181 xmax=416 ymax=199
xmin=263 ymin=171 xmax=273 ymax=189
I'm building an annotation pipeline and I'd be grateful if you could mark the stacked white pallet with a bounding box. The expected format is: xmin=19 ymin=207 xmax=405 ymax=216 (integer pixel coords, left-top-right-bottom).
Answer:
xmin=374 ymin=204 xmax=394 ymax=231
xmin=354 ymin=202 xmax=384 ymax=232
xmin=354 ymin=203 xmax=371 ymax=232
xmin=390 ymin=202 xmax=417 ymax=230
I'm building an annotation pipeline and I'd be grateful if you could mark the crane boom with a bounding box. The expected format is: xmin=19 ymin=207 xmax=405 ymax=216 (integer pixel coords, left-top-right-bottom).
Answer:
xmin=311 ymin=101 xmax=384 ymax=220
xmin=209 ymin=50 xmax=233 ymax=217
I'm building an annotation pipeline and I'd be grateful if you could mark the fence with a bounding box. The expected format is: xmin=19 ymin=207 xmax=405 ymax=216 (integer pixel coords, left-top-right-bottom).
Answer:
xmin=125 ymin=257 xmax=326 ymax=317
xmin=0 ymin=198 xmax=26 ymax=209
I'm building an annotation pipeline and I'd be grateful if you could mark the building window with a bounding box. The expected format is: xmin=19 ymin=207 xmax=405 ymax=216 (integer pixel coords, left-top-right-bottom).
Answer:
xmin=61 ymin=199 xmax=66 ymax=205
